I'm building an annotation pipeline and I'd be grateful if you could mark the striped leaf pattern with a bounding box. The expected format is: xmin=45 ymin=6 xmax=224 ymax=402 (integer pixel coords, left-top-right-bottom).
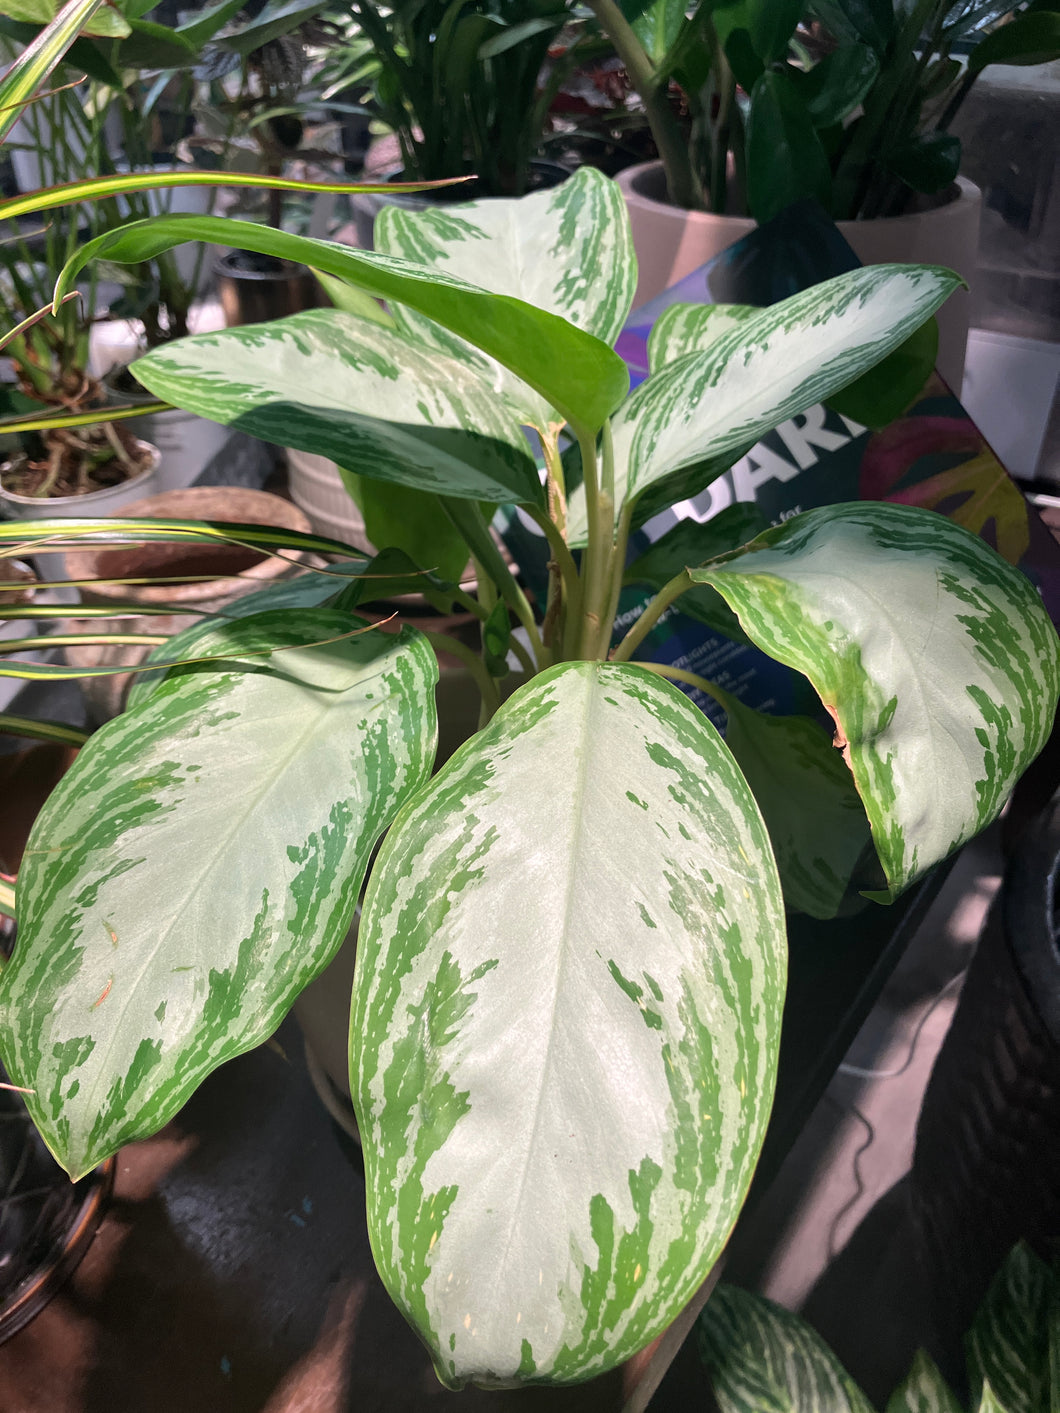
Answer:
xmin=697 ymin=1283 xmax=875 ymax=1413
xmin=0 ymin=610 xmax=438 ymax=1179
xmin=566 ymin=264 xmax=962 ymax=543
xmin=376 ymin=167 xmax=636 ymax=432
xmin=885 ymin=1349 xmax=963 ymax=1413
xmin=56 ymin=214 xmax=629 ymax=434
xmin=691 ymin=503 xmax=1060 ymax=898
xmin=132 ymin=310 xmax=543 ymax=507
xmin=967 ymin=1244 xmax=1054 ymax=1413
xmin=351 ymin=662 xmax=786 ymax=1387
xmin=647 ymin=303 xmax=760 ymax=372
xmin=977 ymin=1382 xmax=1015 ymax=1413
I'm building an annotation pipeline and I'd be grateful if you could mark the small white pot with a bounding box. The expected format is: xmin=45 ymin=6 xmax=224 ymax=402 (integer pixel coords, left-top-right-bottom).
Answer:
xmin=616 ymin=163 xmax=982 ymax=391
xmin=0 ymin=444 xmax=161 ymax=582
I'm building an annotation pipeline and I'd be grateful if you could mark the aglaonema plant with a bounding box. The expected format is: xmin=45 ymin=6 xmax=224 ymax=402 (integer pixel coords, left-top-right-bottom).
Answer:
xmin=0 ymin=166 xmax=1057 ymax=1390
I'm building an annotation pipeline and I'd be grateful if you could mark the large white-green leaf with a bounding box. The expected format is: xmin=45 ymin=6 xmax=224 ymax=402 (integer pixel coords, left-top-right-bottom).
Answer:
xmin=697 ymin=1283 xmax=875 ymax=1413
xmin=132 ymin=310 xmax=543 ymax=507
xmin=690 ymin=503 xmax=1060 ymax=898
xmin=0 ymin=609 xmax=438 ymax=1180
xmin=967 ymin=1245 xmax=1055 ymax=1413
xmin=376 ymin=166 xmax=637 ymax=433
xmin=351 ymin=661 xmax=786 ymax=1388
xmin=55 ymin=213 xmax=629 ymax=436
xmin=885 ymin=1349 xmax=963 ymax=1413
xmin=567 ymin=264 xmax=962 ymax=544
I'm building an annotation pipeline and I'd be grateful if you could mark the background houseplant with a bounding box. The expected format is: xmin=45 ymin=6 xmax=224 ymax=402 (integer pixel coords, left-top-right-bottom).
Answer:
xmin=0 ymin=50 xmax=160 ymax=510
xmin=340 ymin=0 xmax=571 ymax=198
xmin=0 ymin=166 xmax=1056 ymax=1390
xmin=589 ymin=0 xmax=1060 ymax=221
xmin=696 ymin=1242 xmax=1056 ymax=1412
xmin=590 ymin=0 xmax=1060 ymax=382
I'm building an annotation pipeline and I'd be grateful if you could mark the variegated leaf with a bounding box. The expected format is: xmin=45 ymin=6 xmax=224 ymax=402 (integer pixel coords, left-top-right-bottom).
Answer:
xmin=376 ymin=166 xmax=637 ymax=434
xmin=697 ymin=1283 xmax=875 ymax=1413
xmin=567 ymin=265 xmax=962 ymax=544
xmin=132 ymin=310 xmax=543 ymax=507
xmin=57 ymin=213 xmax=629 ymax=436
xmin=690 ymin=503 xmax=1060 ymax=898
xmin=885 ymin=1349 xmax=963 ymax=1413
xmin=647 ymin=303 xmax=759 ymax=373
xmin=967 ymin=1244 xmax=1055 ymax=1413
xmin=977 ymin=1381 xmax=1016 ymax=1413
xmin=0 ymin=609 xmax=438 ymax=1179
xmin=720 ymin=697 xmax=875 ymax=920
xmin=351 ymin=662 xmax=786 ymax=1388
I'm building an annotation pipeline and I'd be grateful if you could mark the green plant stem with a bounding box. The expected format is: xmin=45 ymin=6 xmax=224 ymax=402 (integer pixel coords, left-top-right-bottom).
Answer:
xmin=601 ymin=499 xmax=634 ymax=659
xmin=420 ymin=628 xmax=501 ymax=721
xmin=440 ymin=498 xmax=547 ymax=669
xmin=524 ymin=503 xmax=580 ymax=623
xmin=506 ymin=633 xmax=536 ymax=678
xmin=629 ymin=661 xmax=731 ymax=709
xmin=584 ymin=0 xmax=699 ymax=209
xmin=709 ymin=43 xmax=735 ymax=216
xmin=575 ymin=423 xmax=616 ymax=661
xmin=610 ymin=570 xmax=690 ymax=663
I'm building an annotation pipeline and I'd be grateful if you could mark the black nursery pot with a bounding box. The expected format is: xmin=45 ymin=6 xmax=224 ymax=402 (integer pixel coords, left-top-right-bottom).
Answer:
xmin=215 ymin=250 xmax=321 ymax=327
xmin=910 ymin=794 xmax=1060 ymax=1356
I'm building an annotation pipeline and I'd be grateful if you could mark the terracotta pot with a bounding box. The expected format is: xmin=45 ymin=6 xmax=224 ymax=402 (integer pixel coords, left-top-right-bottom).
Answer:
xmin=62 ymin=486 xmax=313 ymax=722
xmin=616 ymin=163 xmax=982 ymax=392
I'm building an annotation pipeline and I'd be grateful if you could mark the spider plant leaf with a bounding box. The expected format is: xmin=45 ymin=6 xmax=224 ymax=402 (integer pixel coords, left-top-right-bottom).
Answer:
xmin=375 ymin=166 xmax=637 ymax=433
xmin=54 ymin=212 xmax=629 ymax=436
xmin=130 ymin=309 xmax=544 ymax=507
xmin=689 ymin=503 xmax=1060 ymax=899
xmin=352 ymin=661 xmax=786 ymax=1387
xmin=0 ymin=0 xmax=106 ymax=142
xmin=0 ymin=609 xmax=438 ymax=1180
xmin=0 ymin=169 xmax=451 ymax=224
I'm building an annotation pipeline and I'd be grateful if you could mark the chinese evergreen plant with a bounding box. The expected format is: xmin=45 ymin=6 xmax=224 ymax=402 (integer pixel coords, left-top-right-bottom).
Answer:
xmin=0 ymin=164 xmax=1056 ymax=1389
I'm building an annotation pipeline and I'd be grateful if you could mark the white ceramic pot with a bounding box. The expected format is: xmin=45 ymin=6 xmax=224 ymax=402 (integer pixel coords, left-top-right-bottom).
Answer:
xmin=286 ymin=447 xmax=372 ymax=552
xmin=0 ymin=444 xmax=161 ymax=582
xmin=616 ymin=162 xmax=982 ymax=392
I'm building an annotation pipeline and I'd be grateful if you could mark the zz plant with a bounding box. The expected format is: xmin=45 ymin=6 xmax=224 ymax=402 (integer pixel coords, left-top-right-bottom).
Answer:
xmin=0 ymin=166 xmax=1057 ymax=1390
